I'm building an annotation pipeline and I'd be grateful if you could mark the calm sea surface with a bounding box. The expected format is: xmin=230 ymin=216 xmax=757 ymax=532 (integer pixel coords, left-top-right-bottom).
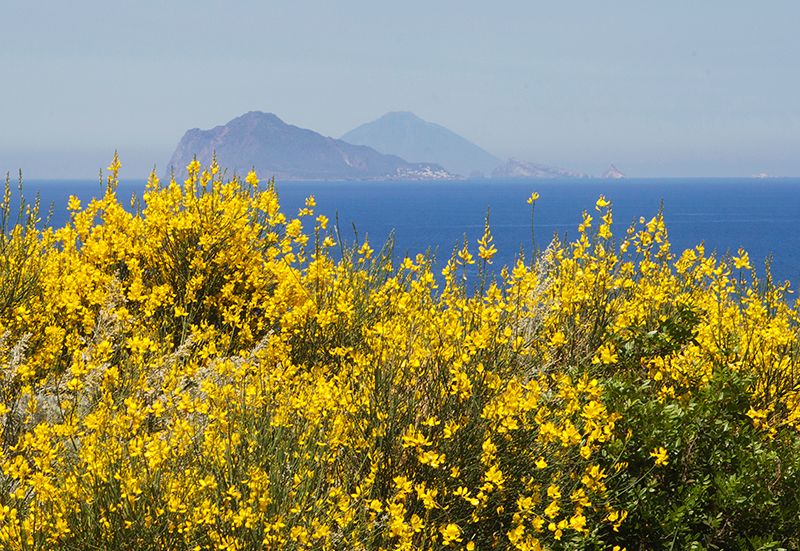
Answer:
xmin=16 ymin=178 xmax=800 ymax=287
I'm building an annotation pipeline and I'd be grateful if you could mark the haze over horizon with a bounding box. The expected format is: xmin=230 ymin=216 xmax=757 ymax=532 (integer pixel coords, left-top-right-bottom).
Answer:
xmin=1 ymin=1 xmax=798 ymax=179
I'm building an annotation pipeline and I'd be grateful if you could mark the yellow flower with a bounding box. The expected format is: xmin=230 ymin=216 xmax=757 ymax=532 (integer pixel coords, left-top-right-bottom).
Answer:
xmin=477 ymin=222 xmax=497 ymax=263
xmin=650 ymin=446 xmax=669 ymax=466
xmin=484 ymin=464 xmax=505 ymax=488
xmin=457 ymin=243 xmax=475 ymax=266
xmin=544 ymin=500 xmax=560 ymax=519
xmin=592 ymin=343 xmax=618 ymax=365
xmin=358 ymin=238 xmax=373 ymax=259
xmin=245 ymin=170 xmax=260 ymax=186
xmin=419 ymin=450 xmax=446 ymax=468
xmin=439 ymin=523 xmax=462 ymax=545
xmin=107 ymin=151 xmax=122 ymax=173
xmin=569 ymin=511 xmax=587 ymax=533
xmin=733 ymin=248 xmax=751 ymax=270
xmin=527 ymin=191 xmax=540 ymax=204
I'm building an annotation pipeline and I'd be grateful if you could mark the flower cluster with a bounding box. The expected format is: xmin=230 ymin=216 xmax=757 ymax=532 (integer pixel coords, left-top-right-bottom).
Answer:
xmin=1 ymin=158 xmax=800 ymax=549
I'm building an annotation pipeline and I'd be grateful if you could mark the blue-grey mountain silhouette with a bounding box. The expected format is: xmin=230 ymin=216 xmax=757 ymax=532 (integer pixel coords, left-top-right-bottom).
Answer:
xmin=491 ymin=158 xmax=588 ymax=179
xmin=341 ymin=111 xmax=501 ymax=177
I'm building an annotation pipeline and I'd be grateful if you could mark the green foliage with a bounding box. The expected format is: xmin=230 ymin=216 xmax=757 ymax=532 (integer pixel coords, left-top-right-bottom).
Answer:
xmin=602 ymin=320 xmax=800 ymax=549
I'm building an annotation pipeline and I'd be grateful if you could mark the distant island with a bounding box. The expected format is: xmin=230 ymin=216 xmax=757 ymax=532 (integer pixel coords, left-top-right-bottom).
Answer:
xmin=492 ymin=158 xmax=588 ymax=179
xmin=341 ymin=111 xmax=501 ymax=177
xmin=167 ymin=110 xmax=621 ymax=181
xmin=603 ymin=164 xmax=625 ymax=179
xmin=167 ymin=112 xmax=453 ymax=181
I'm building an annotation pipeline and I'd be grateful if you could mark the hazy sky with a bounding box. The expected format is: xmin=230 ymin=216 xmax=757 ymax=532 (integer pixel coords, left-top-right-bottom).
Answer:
xmin=1 ymin=1 xmax=798 ymax=178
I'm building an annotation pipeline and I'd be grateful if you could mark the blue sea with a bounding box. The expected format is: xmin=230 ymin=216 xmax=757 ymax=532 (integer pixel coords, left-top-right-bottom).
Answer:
xmin=14 ymin=178 xmax=800 ymax=287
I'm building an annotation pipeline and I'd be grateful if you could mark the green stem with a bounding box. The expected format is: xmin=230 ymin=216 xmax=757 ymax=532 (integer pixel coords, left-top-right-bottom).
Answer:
xmin=530 ymin=202 xmax=536 ymax=267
